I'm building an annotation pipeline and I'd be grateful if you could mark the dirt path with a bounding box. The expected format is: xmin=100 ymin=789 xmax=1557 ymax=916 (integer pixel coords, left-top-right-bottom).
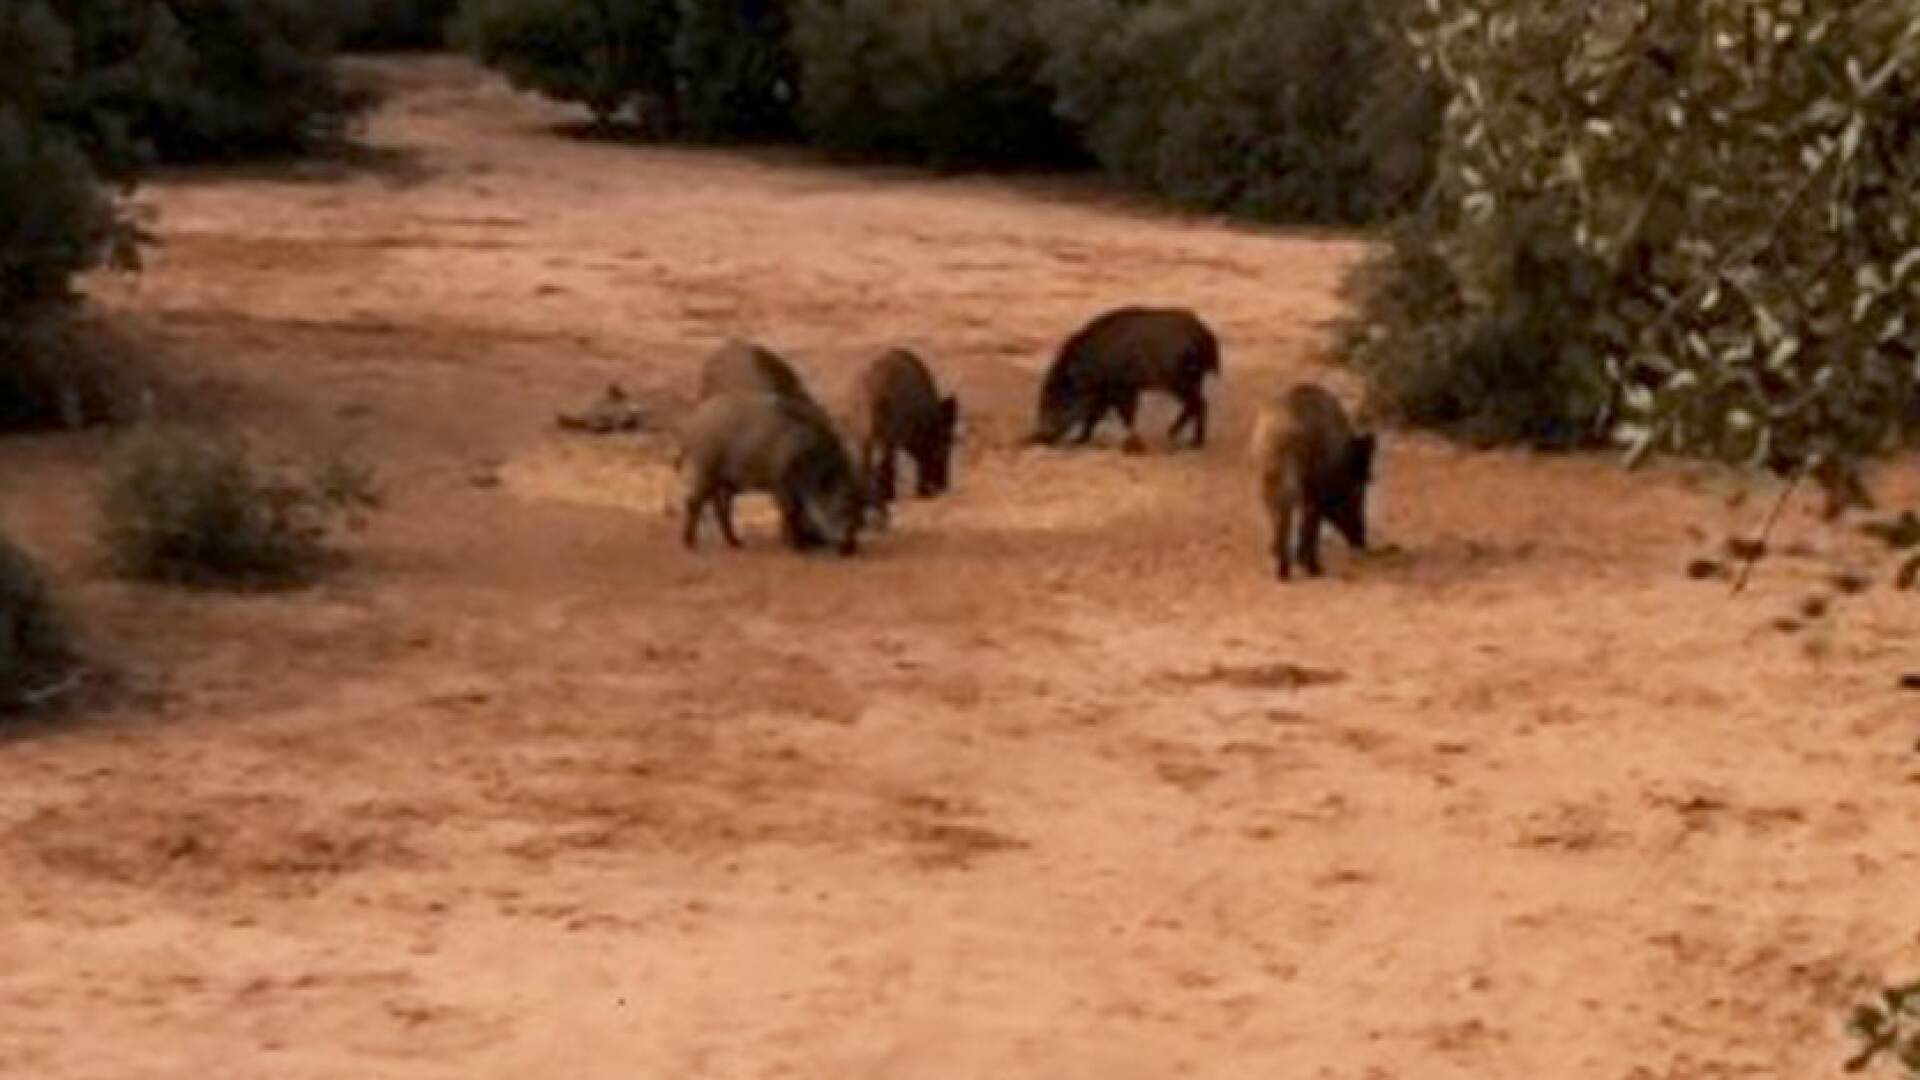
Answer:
xmin=2 ymin=56 xmax=1917 ymax=1080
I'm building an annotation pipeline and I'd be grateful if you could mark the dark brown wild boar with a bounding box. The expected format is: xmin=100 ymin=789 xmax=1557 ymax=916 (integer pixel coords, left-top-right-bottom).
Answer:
xmin=856 ymin=348 xmax=958 ymax=508
xmin=697 ymin=339 xmax=815 ymax=406
xmin=678 ymin=391 xmax=865 ymax=556
xmin=1029 ymin=306 xmax=1221 ymax=452
xmin=1250 ymin=383 xmax=1376 ymax=581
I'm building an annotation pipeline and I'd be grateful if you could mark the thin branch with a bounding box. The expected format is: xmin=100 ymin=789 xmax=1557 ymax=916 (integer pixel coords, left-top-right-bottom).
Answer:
xmin=1731 ymin=466 xmax=1804 ymax=594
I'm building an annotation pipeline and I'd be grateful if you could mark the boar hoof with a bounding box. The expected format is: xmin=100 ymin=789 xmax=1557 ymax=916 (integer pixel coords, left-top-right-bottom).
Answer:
xmin=1120 ymin=434 xmax=1147 ymax=455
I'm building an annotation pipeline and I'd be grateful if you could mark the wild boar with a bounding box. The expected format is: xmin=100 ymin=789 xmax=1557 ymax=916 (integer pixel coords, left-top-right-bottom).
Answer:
xmin=1029 ymin=306 xmax=1221 ymax=452
xmin=1250 ymin=383 xmax=1376 ymax=581
xmin=855 ymin=348 xmax=959 ymax=508
xmin=697 ymin=339 xmax=815 ymax=406
xmin=678 ymin=391 xmax=865 ymax=556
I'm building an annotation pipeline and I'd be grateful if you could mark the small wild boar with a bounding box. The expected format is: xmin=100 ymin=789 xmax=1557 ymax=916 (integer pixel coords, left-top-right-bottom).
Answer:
xmin=856 ymin=348 xmax=959 ymax=507
xmin=1250 ymin=383 xmax=1376 ymax=581
xmin=697 ymin=339 xmax=816 ymax=406
xmin=678 ymin=391 xmax=865 ymax=556
xmin=1029 ymin=306 xmax=1221 ymax=452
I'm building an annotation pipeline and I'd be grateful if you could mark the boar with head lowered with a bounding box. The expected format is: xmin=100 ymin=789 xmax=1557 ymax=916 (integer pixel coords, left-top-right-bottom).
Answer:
xmin=678 ymin=391 xmax=866 ymax=556
xmin=855 ymin=347 xmax=959 ymax=508
xmin=697 ymin=339 xmax=816 ymax=406
xmin=1029 ymin=306 xmax=1221 ymax=452
xmin=1249 ymin=382 xmax=1376 ymax=581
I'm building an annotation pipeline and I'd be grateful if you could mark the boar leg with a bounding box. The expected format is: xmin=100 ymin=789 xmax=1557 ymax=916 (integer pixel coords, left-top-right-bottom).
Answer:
xmin=1168 ymin=400 xmax=1193 ymax=442
xmin=682 ymin=488 xmax=709 ymax=549
xmin=1116 ymin=391 xmax=1147 ymax=454
xmin=715 ymin=490 xmax=743 ymax=548
xmin=876 ymin=439 xmax=898 ymax=503
xmin=1271 ymin=501 xmax=1293 ymax=581
xmin=1297 ymin=504 xmax=1325 ymax=577
xmin=776 ymin=490 xmax=823 ymax=551
xmin=1073 ymin=402 xmax=1104 ymax=444
xmin=1168 ymin=384 xmax=1208 ymax=447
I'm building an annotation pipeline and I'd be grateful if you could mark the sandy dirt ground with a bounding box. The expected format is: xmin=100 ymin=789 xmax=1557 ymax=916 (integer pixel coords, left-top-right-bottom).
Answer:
xmin=3 ymin=56 xmax=1919 ymax=1080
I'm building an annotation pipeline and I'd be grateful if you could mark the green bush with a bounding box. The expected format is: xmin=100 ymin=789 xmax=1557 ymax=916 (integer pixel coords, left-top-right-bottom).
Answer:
xmin=43 ymin=0 xmax=370 ymax=168
xmin=455 ymin=0 xmax=681 ymax=128
xmin=340 ymin=0 xmax=460 ymax=50
xmin=0 ymin=2 xmax=123 ymax=320
xmin=455 ymin=0 xmax=798 ymax=138
xmin=1043 ymin=0 xmax=1435 ymax=222
xmin=4 ymin=1 xmax=373 ymax=429
xmin=0 ymin=111 xmax=118 ymax=323
xmin=792 ymin=0 xmax=1080 ymax=168
xmin=0 ymin=530 xmax=78 ymax=716
xmin=1346 ymin=0 xmax=1920 ymax=495
xmin=670 ymin=0 xmax=797 ymax=141
xmin=1343 ymin=200 xmax=1616 ymax=448
xmin=0 ymin=2 xmax=143 ymax=431
xmin=100 ymin=426 xmax=381 ymax=587
xmin=126 ymin=0 xmax=369 ymax=161
xmin=456 ymin=0 xmax=1437 ymax=218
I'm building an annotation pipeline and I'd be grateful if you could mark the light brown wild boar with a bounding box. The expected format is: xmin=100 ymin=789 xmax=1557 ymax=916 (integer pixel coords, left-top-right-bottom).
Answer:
xmin=678 ymin=391 xmax=865 ymax=556
xmin=1250 ymin=383 xmax=1376 ymax=581
xmin=856 ymin=348 xmax=959 ymax=508
xmin=1029 ymin=306 xmax=1221 ymax=452
xmin=697 ymin=339 xmax=816 ymax=406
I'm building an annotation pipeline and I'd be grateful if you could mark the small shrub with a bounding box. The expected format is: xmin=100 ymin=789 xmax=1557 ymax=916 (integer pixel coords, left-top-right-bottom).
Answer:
xmin=0 ymin=530 xmax=78 ymax=715
xmin=100 ymin=426 xmax=380 ymax=587
xmin=1847 ymin=979 xmax=1920 ymax=1076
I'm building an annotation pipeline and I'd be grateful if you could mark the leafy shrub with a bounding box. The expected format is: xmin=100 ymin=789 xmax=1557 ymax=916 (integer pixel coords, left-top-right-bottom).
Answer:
xmin=100 ymin=426 xmax=381 ymax=587
xmin=456 ymin=0 xmax=680 ymax=128
xmin=792 ymin=0 xmax=1080 ymax=168
xmin=1346 ymin=0 xmax=1920 ymax=495
xmin=670 ymin=0 xmax=798 ymax=141
xmin=39 ymin=0 xmax=373 ymax=167
xmin=0 ymin=112 xmax=119 ymax=324
xmin=1043 ymin=0 xmax=1436 ymax=222
xmin=0 ymin=530 xmax=78 ymax=715
xmin=0 ymin=2 xmax=143 ymax=431
xmin=125 ymin=0 xmax=370 ymax=161
xmin=339 ymin=0 xmax=460 ymax=50
xmin=1343 ymin=199 xmax=1616 ymax=448
xmin=457 ymin=0 xmax=1436 ymax=217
